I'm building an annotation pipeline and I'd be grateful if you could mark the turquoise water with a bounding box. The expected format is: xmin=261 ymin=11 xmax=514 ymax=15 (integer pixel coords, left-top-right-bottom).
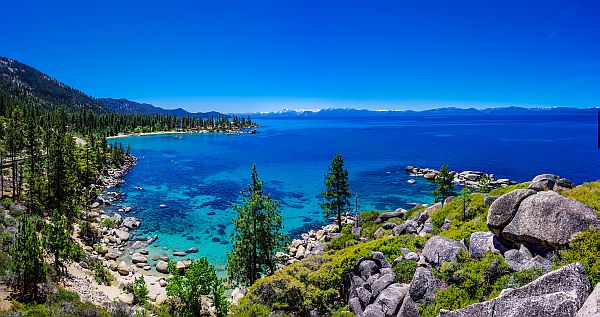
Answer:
xmin=108 ymin=114 xmax=600 ymax=270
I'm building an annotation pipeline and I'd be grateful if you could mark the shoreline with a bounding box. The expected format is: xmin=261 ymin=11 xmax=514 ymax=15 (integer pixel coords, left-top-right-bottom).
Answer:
xmin=106 ymin=127 xmax=260 ymax=139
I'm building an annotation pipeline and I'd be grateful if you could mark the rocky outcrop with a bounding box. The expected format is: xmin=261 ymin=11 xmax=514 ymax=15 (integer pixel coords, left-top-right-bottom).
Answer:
xmin=405 ymin=165 xmax=514 ymax=189
xmin=438 ymin=263 xmax=592 ymax=317
xmin=487 ymin=189 xmax=598 ymax=248
xmin=487 ymin=189 xmax=536 ymax=236
xmin=423 ymin=236 xmax=466 ymax=267
xmin=528 ymin=174 xmax=575 ymax=192
xmin=502 ymin=191 xmax=598 ymax=247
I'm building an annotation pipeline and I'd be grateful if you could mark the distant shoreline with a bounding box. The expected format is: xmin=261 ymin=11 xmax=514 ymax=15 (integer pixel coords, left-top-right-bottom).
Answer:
xmin=106 ymin=128 xmax=258 ymax=139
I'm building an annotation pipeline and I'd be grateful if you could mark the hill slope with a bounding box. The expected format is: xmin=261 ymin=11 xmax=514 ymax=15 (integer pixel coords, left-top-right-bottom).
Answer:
xmin=0 ymin=57 xmax=104 ymax=111
xmin=96 ymin=98 xmax=223 ymax=119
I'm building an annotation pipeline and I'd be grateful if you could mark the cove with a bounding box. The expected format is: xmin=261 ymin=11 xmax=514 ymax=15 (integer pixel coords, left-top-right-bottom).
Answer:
xmin=107 ymin=114 xmax=600 ymax=271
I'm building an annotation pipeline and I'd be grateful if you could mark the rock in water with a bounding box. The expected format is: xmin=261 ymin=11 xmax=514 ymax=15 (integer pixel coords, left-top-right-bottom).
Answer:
xmin=487 ymin=189 xmax=536 ymax=236
xmin=422 ymin=236 xmax=466 ymax=267
xmin=439 ymin=262 xmax=592 ymax=317
xmin=502 ymin=191 xmax=599 ymax=247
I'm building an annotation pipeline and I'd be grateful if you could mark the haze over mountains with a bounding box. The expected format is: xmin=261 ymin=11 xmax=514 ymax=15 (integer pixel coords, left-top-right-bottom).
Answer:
xmin=1 ymin=56 xmax=596 ymax=118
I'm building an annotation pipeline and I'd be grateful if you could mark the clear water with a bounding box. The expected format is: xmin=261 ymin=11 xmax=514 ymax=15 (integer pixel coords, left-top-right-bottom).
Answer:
xmin=108 ymin=114 xmax=600 ymax=271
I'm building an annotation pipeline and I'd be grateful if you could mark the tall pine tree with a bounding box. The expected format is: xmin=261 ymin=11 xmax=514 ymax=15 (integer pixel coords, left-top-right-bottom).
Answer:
xmin=227 ymin=165 xmax=285 ymax=286
xmin=321 ymin=154 xmax=352 ymax=232
xmin=11 ymin=214 xmax=46 ymax=302
xmin=432 ymin=164 xmax=456 ymax=204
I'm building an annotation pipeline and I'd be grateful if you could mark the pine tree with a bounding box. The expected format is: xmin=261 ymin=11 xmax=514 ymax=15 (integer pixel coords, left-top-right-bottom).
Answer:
xmin=24 ymin=115 xmax=47 ymax=216
xmin=11 ymin=214 xmax=46 ymax=302
xmin=478 ymin=174 xmax=491 ymax=193
xmin=321 ymin=154 xmax=352 ymax=232
xmin=227 ymin=165 xmax=285 ymax=286
xmin=432 ymin=164 xmax=456 ymax=204
xmin=459 ymin=187 xmax=472 ymax=220
xmin=44 ymin=210 xmax=79 ymax=277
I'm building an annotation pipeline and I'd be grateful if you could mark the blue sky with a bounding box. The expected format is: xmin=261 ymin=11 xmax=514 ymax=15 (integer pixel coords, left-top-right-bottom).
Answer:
xmin=1 ymin=0 xmax=599 ymax=112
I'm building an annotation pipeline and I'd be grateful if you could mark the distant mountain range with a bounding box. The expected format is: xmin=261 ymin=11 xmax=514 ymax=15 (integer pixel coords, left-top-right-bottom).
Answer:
xmin=1 ymin=56 xmax=597 ymax=118
xmin=241 ymin=106 xmax=598 ymax=117
xmin=96 ymin=98 xmax=222 ymax=118
xmin=0 ymin=56 xmax=223 ymax=118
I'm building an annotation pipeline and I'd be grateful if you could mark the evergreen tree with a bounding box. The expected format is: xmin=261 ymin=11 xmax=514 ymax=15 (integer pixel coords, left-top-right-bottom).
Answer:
xmin=320 ymin=154 xmax=352 ymax=232
xmin=478 ymin=174 xmax=491 ymax=193
xmin=47 ymin=127 xmax=79 ymax=223
xmin=166 ymin=258 xmax=221 ymax=317
xmin=432 ymin=164 xmax=456 ymax=204
xmin=227 ymin=165 xmax=285 ymax=286
xmin=459 ymin=187 xmax=472 ymax=220
xmin=11 ymin=214 xmax=46 ymax=302
xmin=24 ymin=115 xmax=47 ymax=216
xmin=43 ymin=210 xmax=79 ymax=277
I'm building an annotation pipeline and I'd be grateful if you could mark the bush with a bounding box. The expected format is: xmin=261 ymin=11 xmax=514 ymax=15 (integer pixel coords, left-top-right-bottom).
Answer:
xmin=429 ymin=194 xmax=488 ymax=235
xmin=90 ymin=259 xmax=115 ymax=286
xmin=393 ymin=260 xmax=418 ymax=283
xmin=325 ymin=233 xmax=360 ymax=251
xmin=101 ymin=217 xmax=118 ymax=229
xmin=237 ymin=234 xmax=426 ymax=314
xmin=561 ymin=181 xmax=600 ymax=216
xmin=556 ymin=228 xmax=600 ymax=285
xmin=1 ymin=198 xmax=11 ymax=210
xmin=125 ymin=276 xmax=148 ymax=305
xmin=420 ymin=286 xmax=471 ymax=317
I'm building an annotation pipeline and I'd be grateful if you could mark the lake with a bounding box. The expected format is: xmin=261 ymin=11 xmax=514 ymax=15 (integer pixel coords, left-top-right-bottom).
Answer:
xmin=108 ymin=114 xmax=600 ymax=271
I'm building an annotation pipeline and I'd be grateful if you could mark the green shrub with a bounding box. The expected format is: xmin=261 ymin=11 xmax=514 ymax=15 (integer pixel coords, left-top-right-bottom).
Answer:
xmin=237 ymin=234 xmax=425 ymax=313
xmin=1 ymin=198 xmax=11 ymax=210
xmin=125 ymin=276 xmax=149 ymax=305
xmin=556 ymin=228 xmax=600 ymax=285
xmin=420 ymin=286 xmax=471 ymax=317
xmin=325 ymin=233 xmax=360 ymax=251
xmin=393 ymin=260 xmax=418 ymax=283
xmin=561 ymin=181 xmax=600 ymax=216
xmin=101 ymin=217 xmax=118 ymax=229
xmin=90 ymin=259 xmax=115 ymax=285
xmin=488 ymin=182 xmax=531 ymax=196
xmin=430 ymin=194 xmax=487 ymax=233
xmin=403 ymin=205 xmax=427 ymax=221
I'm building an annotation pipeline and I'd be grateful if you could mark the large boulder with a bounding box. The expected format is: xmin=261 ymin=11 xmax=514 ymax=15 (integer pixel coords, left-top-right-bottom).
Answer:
xmin=528 ymin=174 xmax=574 ymax=192
xmin=409 ymin=266 xmax=438 ymax=304
xmin=469 ymin=231 xmax=500 ymax=259
xmin=397 ymin=295 xmax=419 ymax=317
xmin=375 ymin=209 xmax=406 ymax=224
xmin=358 ymin=259 xmax=380 ymax=280
xmin=156 ymin=260 xmax=169 ymax=273
xmin=502 ymin=191 xmax=599 ymax=247
xmin=372 ymin=283 xmax=409 ymax=317
xmin=487 ymin=189 xmax=536 ymax=236
xmin=370 ymin=273 xmax=395 ymax=298
xmin=372 ymin=252 xmax=391 ymax=268
xmin=423 ymin=236 xmax=466 ymax=267
xmin=577 ymin=283 xmax=600 ymax=317
xmin=438 ymin=262 xmax=592 ymax=317
xmin=131 ymin=253 xmax=147 ymax=264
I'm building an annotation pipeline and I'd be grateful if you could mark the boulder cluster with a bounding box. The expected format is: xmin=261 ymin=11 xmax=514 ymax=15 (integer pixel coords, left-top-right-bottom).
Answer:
xmin=279 ymin=216 xmax=355 ymax=265
xmin=404 ymin=166 xmax=514 ymax=188
xmin=347 ymin=250 xmax=429 ymax=317
xmin=344 ymin=173 xmax=599 ymax=317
